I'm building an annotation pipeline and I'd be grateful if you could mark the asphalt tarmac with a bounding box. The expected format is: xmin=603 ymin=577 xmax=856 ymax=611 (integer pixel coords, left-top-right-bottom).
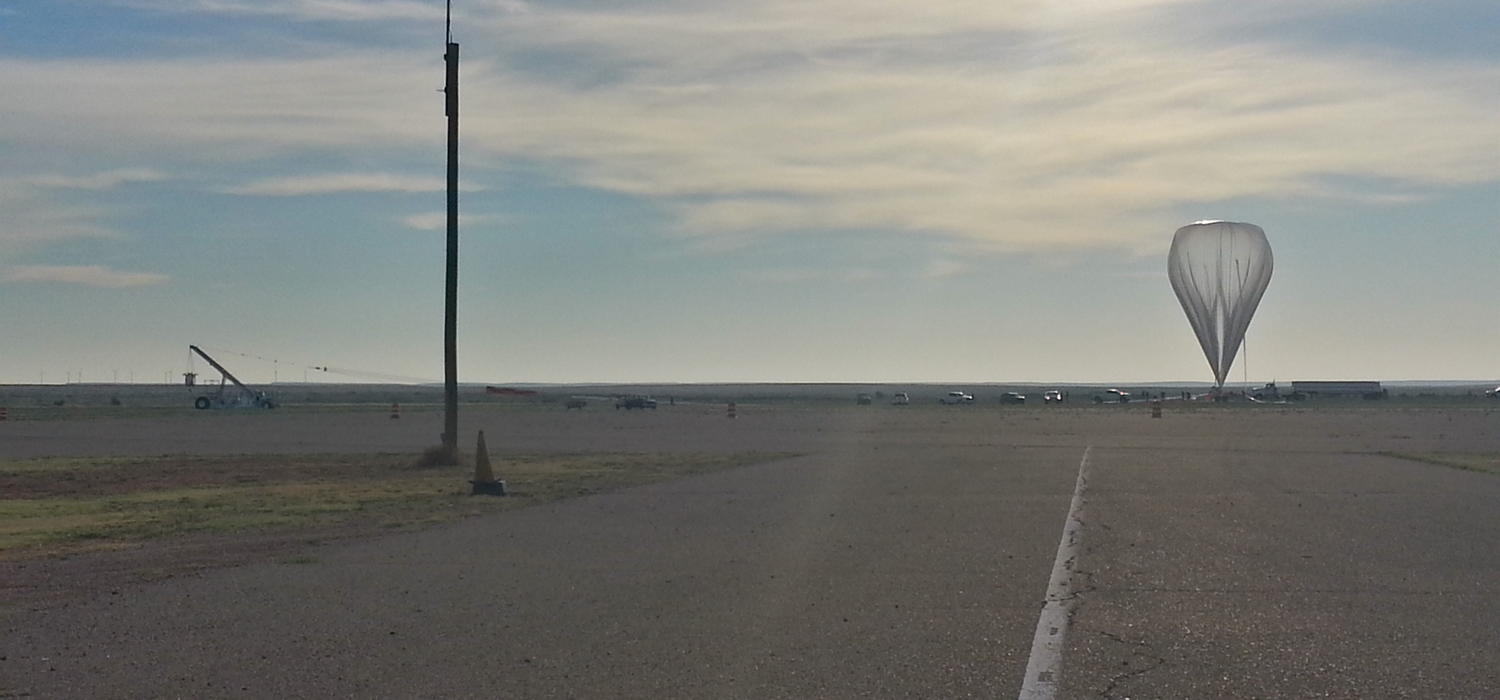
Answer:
xmin=4 ymin=403 xmax=1499 ymax=698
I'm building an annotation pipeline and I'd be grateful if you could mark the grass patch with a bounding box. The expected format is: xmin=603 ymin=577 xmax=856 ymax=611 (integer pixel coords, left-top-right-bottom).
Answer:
xmin=1380 ymin=451 xmax=1500 ymax=476
xmin=0 ymin=451 xmax=793 ymax=559
xmin=414 ymin=444 xmax=462 ymax=468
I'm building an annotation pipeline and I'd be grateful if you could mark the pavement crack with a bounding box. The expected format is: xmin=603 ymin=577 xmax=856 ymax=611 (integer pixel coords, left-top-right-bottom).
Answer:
xmin=1096 ymin=630 xmax=1167 ymax=699
xmin=1052 ymin=565 xmax=1099 ymax=604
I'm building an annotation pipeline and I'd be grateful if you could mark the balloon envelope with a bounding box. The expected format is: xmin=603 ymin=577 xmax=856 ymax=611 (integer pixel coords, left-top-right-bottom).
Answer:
xmin=1167 ymin=221 xmax=1273 ymax=387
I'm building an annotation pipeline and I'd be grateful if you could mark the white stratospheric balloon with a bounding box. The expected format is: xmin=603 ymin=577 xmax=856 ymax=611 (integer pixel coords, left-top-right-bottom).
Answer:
xmin=1167 ymin=221 xmax=1274 ymax=387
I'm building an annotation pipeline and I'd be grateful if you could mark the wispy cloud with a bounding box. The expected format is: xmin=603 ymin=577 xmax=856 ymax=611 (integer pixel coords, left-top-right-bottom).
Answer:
xmin=920 ymin=259 xmax=970 ymax=279
xmin=115 ymin=0 xmax=445 ymax=23
xmin=400 ymin=211 xmax=498 ymax=231
xmin=448 ymin=0 xmax=1498 ymax=253
xmin=24 ymin=168 xmax=169 ymax=190
xmin=0 ymin=169 xmax=157 ymax=253
xmin=741 ymin=266 xmax=880 ymax=284
xmin=0 ymin=54 xmax=435 ymax=156
xmin=219 ymin=172 xmax=469 ymax=196
xmin=740 ymin=257 xmax=971 ymax=284
xmin=0 ymin=207 xmax=118 ymax=254
xmin=3 ymin=1 xmax=1496 ymax=256
xmin=3 ymin=265 xmax=169 ymax=287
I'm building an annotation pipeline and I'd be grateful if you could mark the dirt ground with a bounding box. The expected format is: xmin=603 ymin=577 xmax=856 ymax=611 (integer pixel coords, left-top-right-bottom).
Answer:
xmin=0 ymin=447 xmax=779 ymax=610
xmin=3 ymin=394 xmax=1498 ymax=614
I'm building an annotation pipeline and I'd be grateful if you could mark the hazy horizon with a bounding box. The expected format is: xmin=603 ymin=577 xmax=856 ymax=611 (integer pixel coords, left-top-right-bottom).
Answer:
xmin=7 ymin=378 xmax=1496 ymax=390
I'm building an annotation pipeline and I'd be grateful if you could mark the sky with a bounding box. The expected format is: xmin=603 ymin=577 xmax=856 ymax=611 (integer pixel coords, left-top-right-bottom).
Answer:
xmin=1 ymin=0 xmax=1497 ymax=385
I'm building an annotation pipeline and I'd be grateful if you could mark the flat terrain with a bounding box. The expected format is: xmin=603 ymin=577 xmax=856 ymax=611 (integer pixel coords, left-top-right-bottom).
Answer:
xmin=3 ymin=392 xmax=1499 ymax=698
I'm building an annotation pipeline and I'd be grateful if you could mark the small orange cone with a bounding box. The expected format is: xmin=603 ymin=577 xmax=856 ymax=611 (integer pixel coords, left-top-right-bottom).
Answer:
xmin=470 ymin=430 xmax=506 ymax=495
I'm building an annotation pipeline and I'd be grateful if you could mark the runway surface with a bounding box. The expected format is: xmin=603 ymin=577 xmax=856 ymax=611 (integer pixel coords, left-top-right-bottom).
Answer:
xmin=4 ymin=404 xmax=1499 ymax=697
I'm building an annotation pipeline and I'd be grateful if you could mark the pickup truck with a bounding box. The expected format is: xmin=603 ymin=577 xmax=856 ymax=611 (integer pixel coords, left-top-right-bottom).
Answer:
xmin=939 ymin=391 xmax=974 ymax=405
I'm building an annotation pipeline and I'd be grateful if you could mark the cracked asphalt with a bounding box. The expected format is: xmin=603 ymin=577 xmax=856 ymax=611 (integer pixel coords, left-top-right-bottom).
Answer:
xmin=4 ymin=403 xmax=1499 ymax=698
xmin=1063 ymin=423 xmax=1500 ymax=698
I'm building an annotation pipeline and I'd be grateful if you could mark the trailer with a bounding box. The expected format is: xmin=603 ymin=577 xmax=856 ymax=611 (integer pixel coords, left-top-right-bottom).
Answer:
xmin=188 ymin=345 xmax=277 ymax=409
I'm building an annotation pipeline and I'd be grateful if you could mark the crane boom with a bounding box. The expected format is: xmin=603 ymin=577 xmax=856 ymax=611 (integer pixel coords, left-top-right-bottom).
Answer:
xmin=189 ymin=345 xmax=253 ymax=393
xmin=187 ymin=345 xmax=275 ymax=409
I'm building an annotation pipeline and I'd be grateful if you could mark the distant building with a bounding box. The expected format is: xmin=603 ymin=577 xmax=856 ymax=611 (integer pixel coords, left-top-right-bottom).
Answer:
xmin=1290 ymin=381 xmax=1386 ymax=400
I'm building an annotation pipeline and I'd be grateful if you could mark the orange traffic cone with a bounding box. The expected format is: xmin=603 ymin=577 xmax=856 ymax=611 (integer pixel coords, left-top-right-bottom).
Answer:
xmin=470 ymin=430 xmax=506 ymax=495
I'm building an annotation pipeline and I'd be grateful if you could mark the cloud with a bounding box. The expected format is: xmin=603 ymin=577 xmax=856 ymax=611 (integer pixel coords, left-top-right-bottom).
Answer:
xmin=114 ymin=0 xmax=445 ymax=23
xmin=217 ymin=172 xmax=461 ymax=196
xmin=400 ymin=212 xmax=498 ymax=230
xmin=920 ymin=259 xmax=970 ymax=279
xmin=3 ymin=265 xmax=169 ymax=287
xmin=740 ymin=256 xmax=972 ymax=284
xmin=2 ymin=1 xmax=1496 ymax=256
xmin=0 ymin=168 xmax=167 ymax=255
xmin=451 ymin=0 xmax=1500 ymax=252
xmin=0 ymin=54 xmax=437 ymax=157
xmin=24 ymin=168 xmax=169 ymax=190
xmin=741 ymin=266 xmax=880 ymax=284
xmin=0 ymin=206 xmax=118 ymax=252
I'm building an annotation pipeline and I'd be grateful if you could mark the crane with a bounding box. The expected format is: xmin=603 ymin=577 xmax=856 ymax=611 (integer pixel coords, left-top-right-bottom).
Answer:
xmin=188 ymin=345 xmax=277 ymax=409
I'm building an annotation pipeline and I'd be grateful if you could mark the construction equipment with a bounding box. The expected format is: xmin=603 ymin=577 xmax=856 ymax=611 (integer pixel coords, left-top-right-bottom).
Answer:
xmin=188 ymin=345 xmax=277 ymax=410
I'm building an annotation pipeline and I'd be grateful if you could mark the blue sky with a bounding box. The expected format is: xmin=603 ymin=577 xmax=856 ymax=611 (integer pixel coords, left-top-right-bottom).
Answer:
xmin=1 ymin=0 xmax=1496 ymax=385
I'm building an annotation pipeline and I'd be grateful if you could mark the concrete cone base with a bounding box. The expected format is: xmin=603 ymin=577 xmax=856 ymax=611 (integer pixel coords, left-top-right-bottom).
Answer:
xmin=471 ymin=479 xmax=507 ymax=496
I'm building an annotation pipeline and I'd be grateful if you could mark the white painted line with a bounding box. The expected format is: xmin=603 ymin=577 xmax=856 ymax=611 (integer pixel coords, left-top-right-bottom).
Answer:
xmin=1018 ymin=446 xmax=1092 ymax=700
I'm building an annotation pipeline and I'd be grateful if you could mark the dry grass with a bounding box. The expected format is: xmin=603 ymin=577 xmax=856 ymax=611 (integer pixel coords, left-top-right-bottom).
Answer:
xmin=1380 ymin=451 xmax=1500 ymax=476
xmin=0 ymin=451 xmax=792 ymax=559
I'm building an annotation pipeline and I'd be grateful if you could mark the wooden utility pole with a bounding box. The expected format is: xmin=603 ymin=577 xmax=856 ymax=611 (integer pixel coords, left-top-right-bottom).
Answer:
xmin=442 ymin=4 xmax=460 ymax=462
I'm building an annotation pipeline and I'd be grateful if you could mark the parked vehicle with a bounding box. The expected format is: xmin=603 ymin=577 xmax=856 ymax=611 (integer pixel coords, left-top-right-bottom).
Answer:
xmin=940 ymin=391 xmax=974 ymax=405
xmin=1000 ymin=392 xmax=1026 ymax=404
xmin=890 ymin=392 xmax=910 ymax=406
xmin=1093 ymin=389 xmax=1131 ymax=404
xmin=1043 ymin=390 xmax=1064 ymax=403
xmin=856 ymin=393 xmax=874 ymax=405
xmin=615 ymin=396 xmax=658 ymax=410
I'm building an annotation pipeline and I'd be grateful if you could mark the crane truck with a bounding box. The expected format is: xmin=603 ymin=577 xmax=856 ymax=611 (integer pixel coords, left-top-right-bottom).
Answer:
xmin=188 ymin=345 xmax=278 ymax=409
